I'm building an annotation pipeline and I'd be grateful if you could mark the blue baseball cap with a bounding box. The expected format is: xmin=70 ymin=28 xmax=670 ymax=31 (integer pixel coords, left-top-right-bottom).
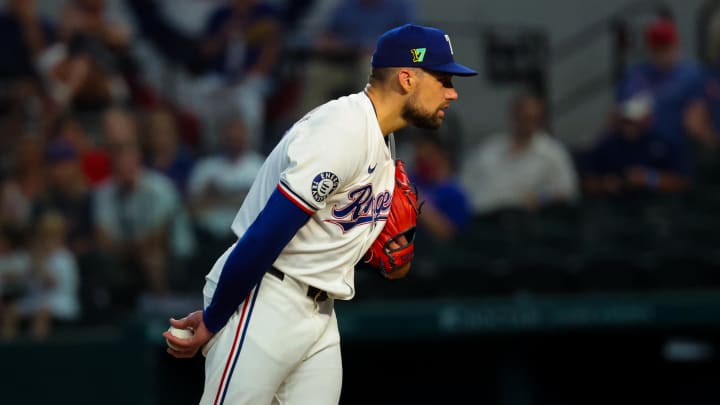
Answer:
xmin=371 ymin=24 xmax=478 ymax=76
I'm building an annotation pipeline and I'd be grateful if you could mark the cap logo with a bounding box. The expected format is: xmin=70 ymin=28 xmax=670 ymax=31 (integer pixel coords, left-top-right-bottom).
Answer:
xmin=444 ymin=35 xmax=454 ymax=55
xmin=410 ymin=48 xmax=426 ymax=62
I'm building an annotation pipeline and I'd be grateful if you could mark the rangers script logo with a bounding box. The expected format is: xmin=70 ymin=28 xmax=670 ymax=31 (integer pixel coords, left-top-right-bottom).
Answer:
xmin=326 ymin=184 xmax=391 ymax=232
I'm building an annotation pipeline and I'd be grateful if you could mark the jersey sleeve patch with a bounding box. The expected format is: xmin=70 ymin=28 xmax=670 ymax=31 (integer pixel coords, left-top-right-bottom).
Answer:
xmin=311 ymin=172 xmax=340 ymax=203
xmin=278 ymin=182 xmax=317 ymax=214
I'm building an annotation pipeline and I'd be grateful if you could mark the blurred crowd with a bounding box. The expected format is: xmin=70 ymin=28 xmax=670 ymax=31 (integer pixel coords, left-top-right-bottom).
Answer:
xmin=1 ymin=0 xmax=719 ymax=340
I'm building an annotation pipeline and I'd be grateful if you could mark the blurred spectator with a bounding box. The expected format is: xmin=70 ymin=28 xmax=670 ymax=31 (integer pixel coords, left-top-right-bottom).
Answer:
xmin=126 ymin=0 xmax=312 ymax=71
xmin=0 ymin=0 xmax=55 ymax=118
xmin=697 ymin=67 xmax=720 ymax=150
xmin=0 ymin=226 xmax=30 ymax=340
xmin=687 ymin=35 xmax=720 ymax=153
xmin=124 ymin=0 xmax=203 ymax=75
xmin=93 ymin=107 xmax=196 ymax=301
xmin=0 ymin=176 xmax=32 ymax=233
xmin=317 ymin=0 xmax=415 ymax=52
xmin=409 ymin=130 xmax=471 ymax=242
xmin=54 ymin=113 xmax=111 ymax=187
xmin=188 ymin=116 xmax=264 ymax=247
xmin=460 ymin=93 xmax=579 ymax=215
xmin=0 ymin=134 xmax=47 ymax=232
xmin=14 ymin=131 xmax=47 ymax=175
xmin=184 ymin=0 xmax=284 ymax=152
xmin=282 ymin=0 xmax=316 ymax=31
xmin=617 ymin=17 xmax=712 ymax=148
xmin=141 ymin=108 xmax=196 ymax=199
xmin=298 ymin=0 xmax=415 ymax=114
xmin=17 ymin=211 xmax=80 ymax=340
xmin=33 ymin=139 xmax=95 ymax=257
xmin=0 ymin=0 xmax=55 ymax=80
xmin=35 ymin=0 xmax=132 ymax=113
xmin=125 ymin=0 xmax=313 ymax=151
xmin=699 ymin=0 xmax=720 ymax=66
xmin=581 ymin=97 xmax=692 ymax=196
xmin=102 ymin=105 xmax=139 ymax=147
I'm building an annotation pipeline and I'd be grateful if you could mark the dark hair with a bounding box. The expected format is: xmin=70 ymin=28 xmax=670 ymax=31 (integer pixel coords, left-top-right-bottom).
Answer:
xmin=369 ymin=67 xmax=398 ymax=83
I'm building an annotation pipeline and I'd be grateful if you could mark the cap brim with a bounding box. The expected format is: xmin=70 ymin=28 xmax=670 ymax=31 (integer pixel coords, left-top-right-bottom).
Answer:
xmin=427 ymin=62 xmax=478 ymax=76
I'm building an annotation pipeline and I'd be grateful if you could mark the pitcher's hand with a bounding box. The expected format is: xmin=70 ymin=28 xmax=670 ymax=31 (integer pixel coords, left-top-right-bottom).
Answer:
xmin=162 ymin=310 xmax=214 ymax=358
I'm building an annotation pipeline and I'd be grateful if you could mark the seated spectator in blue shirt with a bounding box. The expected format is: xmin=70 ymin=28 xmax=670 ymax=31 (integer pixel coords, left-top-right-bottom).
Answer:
xmin=298 ymin=0 xmax=415 ymax=113
xmin=200 ymin=0 xmax=283 ymax=146
xmin=317 ymin=0 xmax=416 ymax=54
xmin=200 ymin=0 xmax=283 ymax=83
xmin=141 ymin=107 xmax=196 ymax=199
xmin=616 ymin=17 xmax=707 ymax=147
xmin=581 ymin=97 xmax=692 ymax=196
xmin=409 ymin=131 xmax=471 ymax=242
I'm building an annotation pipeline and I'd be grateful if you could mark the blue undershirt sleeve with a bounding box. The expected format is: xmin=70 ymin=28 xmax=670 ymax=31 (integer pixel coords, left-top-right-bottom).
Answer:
xmin=202 ymin=187 xmax=312 ymax=333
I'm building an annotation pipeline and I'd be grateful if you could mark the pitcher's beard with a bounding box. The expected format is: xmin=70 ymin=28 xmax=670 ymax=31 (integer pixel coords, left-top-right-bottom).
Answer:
xmin=402 ymin=97 xmax=443 ymax=130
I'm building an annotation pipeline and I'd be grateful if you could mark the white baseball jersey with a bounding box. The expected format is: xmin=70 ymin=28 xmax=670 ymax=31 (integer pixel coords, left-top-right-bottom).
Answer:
xmin=204 ymin=91 xmax=395 ymax=299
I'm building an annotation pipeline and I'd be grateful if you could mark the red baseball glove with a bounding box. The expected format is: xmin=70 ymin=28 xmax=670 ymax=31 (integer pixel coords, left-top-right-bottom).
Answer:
xmin=363 ymin=159 xmax=422 ymax=279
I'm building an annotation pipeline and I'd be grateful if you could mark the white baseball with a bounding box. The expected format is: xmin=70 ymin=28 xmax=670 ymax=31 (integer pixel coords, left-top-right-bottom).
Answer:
xmin=166 ymin=326 xmax=194 ymax=350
